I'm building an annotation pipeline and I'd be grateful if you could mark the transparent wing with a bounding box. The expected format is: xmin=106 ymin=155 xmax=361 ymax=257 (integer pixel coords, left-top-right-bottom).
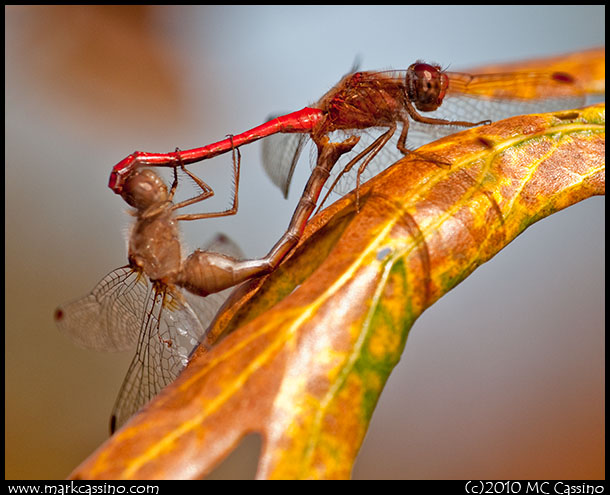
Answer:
xmin=375 ymin=68 xmax=588 ymax=149
xmin=444 ymin=70 xmax=586 ymax=100
xmin=261 ymin=116 xmax=307 ymax=198
xmin=202 ymin=232 xmax=245 ymax=260
xmin=55 ymin=267 xmax=147 ymax=352
xmin=406 ymin=93 xmax=587 ymax=148
xmin=109 ymin=234 xmax=245 ymax=432
xmin=315 ymin=94 xmax=588 ymax=197
xmin=182 ymin=233 xmax=247 ymax=348
xmin=341 ymin=69 xmax=586 ymax=101
xmin=55 ymin=266 xmax=203 ymax=431
xmin=109 ymin=283 xmax=208 ymax=432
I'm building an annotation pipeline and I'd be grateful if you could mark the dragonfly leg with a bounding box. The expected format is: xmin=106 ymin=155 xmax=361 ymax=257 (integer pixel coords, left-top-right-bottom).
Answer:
xmin=173 ymin=136 xmax=242 ymax=221
xmin=396 ymin=117 xmax=410 ymax=155
xmin=167 ymin=160 xmax=180 ymax=201
xmin=353 ymin=126 xmax=396 ymax=211
xmin=179 ymin=137 xmax=360 ymax=296
xmin=317 ymin=127 xmax=395 ymax=214
xmin=396 ymin=117 xmax=452 ymax=168
xmin=169 ymin=147 xmax=215 ymax=210
xmin=264 ymin=136 xmax=360 ymax=267
xmin=404 ymin=98 xmax=491 ymax=128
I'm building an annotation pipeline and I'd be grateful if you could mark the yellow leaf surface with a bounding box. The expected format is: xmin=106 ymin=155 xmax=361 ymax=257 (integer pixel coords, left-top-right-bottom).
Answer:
xmin=70 ymin=101 xmax=604 ymax=480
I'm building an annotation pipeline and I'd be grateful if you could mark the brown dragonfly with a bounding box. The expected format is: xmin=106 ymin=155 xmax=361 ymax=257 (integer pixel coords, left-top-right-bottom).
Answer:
xmin=56 ymin=138 xmax=359 ymax=433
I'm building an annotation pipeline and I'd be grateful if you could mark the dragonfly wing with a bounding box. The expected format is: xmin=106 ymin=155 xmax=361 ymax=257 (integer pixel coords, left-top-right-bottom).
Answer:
xmin=261 ymin=125 xmax=308 ymax=198
xmin=405 ymin=92 xmax=587 ymax=151
xmin=55 ymin=267 xmax=147 ymax=352
xmin=445 ymin=70 xmax=587 ymax=100
xmin=200 ymin=233 xmax=246 ymax=260
xmin=110 ymin=283 xmax=207 ymax=432
xmin=418 ymin=69 xmax=587 ymax=141
xmin=110 ymin=232 xmax=251 ymax=431
xmin=355 ymin=90 xmax=586 ymax=189
xmin=176 ymin=234 xmax=244 ymax=349
xmin=183 ymin=232 xmax=249 ymax=344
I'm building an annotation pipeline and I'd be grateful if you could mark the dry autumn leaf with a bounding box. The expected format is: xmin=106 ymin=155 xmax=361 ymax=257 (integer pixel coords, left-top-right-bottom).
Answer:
xmin=70 ymin=101 xmax=605 ymax=480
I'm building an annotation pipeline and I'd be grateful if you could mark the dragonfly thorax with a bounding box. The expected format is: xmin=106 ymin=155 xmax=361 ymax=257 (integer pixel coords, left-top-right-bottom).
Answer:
xmin=128 ymin=211 xmax=182 ymax=283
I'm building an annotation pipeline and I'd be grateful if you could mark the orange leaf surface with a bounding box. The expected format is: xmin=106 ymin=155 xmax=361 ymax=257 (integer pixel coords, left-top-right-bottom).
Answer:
xmin=70 ymin=101 xmax=605 ymax=480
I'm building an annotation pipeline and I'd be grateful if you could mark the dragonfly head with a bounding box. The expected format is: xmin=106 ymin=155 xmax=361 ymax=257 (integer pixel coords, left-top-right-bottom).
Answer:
xmin=120 ymin=169 xmax=169 ymax=211
xmin=407 ymin=62 xmax=449 ymax=112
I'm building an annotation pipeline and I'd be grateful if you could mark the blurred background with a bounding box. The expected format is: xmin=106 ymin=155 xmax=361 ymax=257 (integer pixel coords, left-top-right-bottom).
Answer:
xmin=5 ymin=6 xmax=604 ymax=479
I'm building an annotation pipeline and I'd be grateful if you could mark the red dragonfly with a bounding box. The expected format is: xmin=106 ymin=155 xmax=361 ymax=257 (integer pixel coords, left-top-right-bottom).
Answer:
xmin=108 ymin=61 xmax=584 ymax=204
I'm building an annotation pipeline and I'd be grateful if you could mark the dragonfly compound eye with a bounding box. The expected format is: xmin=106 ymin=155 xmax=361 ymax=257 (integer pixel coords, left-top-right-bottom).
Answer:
xmin=409 ymin=63 xmax=448 ymax=112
